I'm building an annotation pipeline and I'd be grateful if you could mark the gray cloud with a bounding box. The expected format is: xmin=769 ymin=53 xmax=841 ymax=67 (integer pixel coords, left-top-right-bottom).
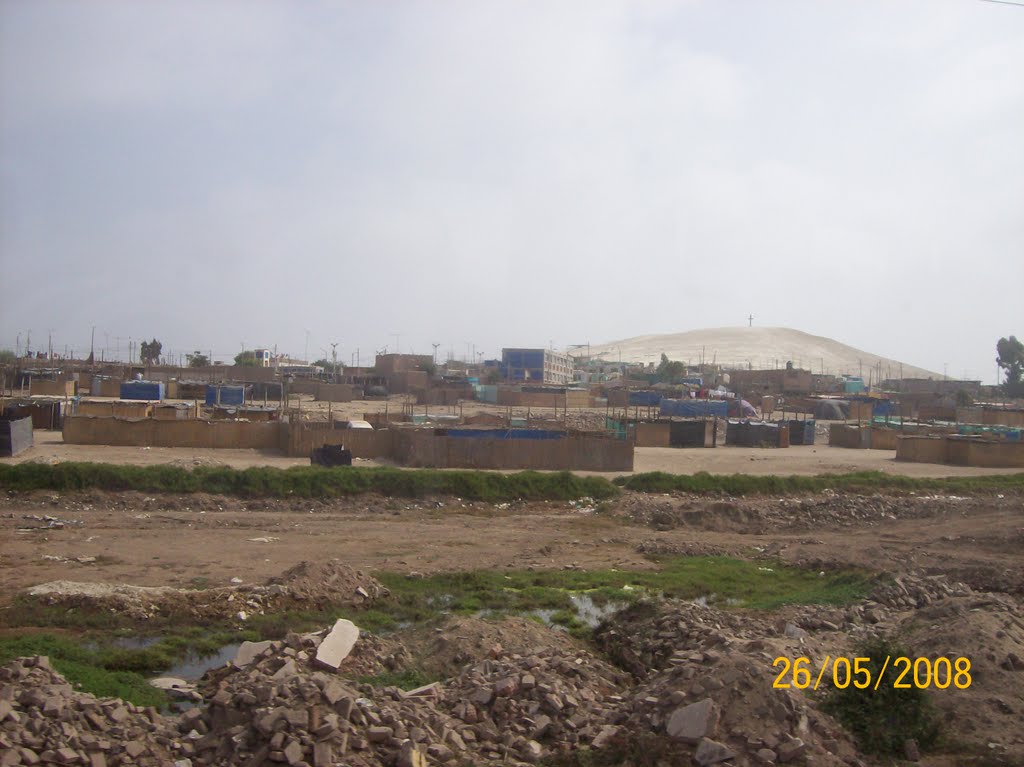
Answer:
xmin=1 ymin=0 xmax=1021 ymax=380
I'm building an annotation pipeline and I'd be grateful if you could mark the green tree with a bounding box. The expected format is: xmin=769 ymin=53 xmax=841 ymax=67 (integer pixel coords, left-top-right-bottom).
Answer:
xmin=997 ymin=336 xmax=1024 ymax=397
xmin=139 ymin=339 xmax=162 ymax=365
xmin=313 ymin=358 xmax=342 ymax=374
xmin=189 ymin=353 xmax=210 ymax=368
xmin=656 ymin=353 xmax=686 ymax=383
xmin=0 ymin=349 xmax=16 ymax=365
xmin=235 ymin=350 xmax=259 ymax=367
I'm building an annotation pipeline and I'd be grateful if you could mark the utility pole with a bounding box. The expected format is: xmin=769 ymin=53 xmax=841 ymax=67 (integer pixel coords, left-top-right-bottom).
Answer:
xmin=391 ymin=333 xmax=401 ymax=355
xmin=431 ymin=343 xmax=440 ymax=365
xmin=90 ymin=326 xmax=95 ymax=366
xmin=330 ymin=342 xmax=339 ymax=377
xmin=748 ymin=314 xmax=753 ymax=327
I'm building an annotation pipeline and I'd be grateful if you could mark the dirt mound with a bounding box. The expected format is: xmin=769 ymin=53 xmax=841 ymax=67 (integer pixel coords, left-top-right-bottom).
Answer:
xmin=403 ymin=616 xmax=587 ymax=679
xmin=593 ymin=600 xmax=862 ymax=766
xmin=594 ymin=600 xmax=770 ymax=679
xmin=22 ymin=561 xmax=390 ymax=623
xmin=267 ymin=559 xmax=390 ymax=608
xmin=899 ymin=594 xmax=1024 ymax=763
xmin=619 ymin=492 xmax=1002 ymax=535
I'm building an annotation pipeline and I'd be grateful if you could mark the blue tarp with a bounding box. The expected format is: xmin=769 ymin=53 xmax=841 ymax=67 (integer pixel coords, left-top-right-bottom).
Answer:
xmin=445 ymin=429 xmax=565 ymax=440
xmin=660 ymin=399 xmax=728 ymax=418
xmin=628 ymin=391 xmax=662 ymax=407
xmin=206 ymin=386 xmax=246 ymax=406
xmin=119 ymin=381 xmax=164 ymax=401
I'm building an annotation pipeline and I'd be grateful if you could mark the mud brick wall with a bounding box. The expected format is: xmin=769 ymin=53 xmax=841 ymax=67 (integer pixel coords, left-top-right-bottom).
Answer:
xmin=828 ymin=424 xmax=870 ymax=449
xmin=314 ymin=384 xmax=356 ymax=403
xmin=63 ymin=416 xmax=282 ymax=450
xmin=285 ymin=422 xmax=396 ymax=458
xmin=636 ymin=422 xmax=670 ymax=447
xmin=394 ymin=432 xmax=633 ymax=471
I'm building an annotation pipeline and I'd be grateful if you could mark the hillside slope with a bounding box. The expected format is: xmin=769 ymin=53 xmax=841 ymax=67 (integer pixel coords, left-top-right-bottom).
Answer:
xmin=586 ymin=327 xmax=941 ymax=380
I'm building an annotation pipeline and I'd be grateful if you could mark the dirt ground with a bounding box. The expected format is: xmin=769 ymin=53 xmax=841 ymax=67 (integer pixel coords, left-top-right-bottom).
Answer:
xmin=3 ymin=430 xmax=1020 ymax=478
xmin=2 ymin=487 xmax=1021 ymax=598
xmin=3 ymin=415 xmax=1024 ymax=765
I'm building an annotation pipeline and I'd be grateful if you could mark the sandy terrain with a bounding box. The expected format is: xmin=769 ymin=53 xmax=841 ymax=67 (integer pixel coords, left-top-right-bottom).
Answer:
xmin=586 ymin=325 xmax=941 ymax=378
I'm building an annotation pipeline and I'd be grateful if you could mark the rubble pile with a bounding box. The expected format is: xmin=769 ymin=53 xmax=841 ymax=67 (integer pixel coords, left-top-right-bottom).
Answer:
xmin=441 ymin=644 xmax=630 ymax=763
xmin=265 ymin=562 xmax=390 ymax=610
xmin=869 ymin=573 xmax=973 ymax=610
xmin=179 ymin=628 xmax=473 ymax=767
xmin=618 ymin=492 xmax=995 ymax=534
xmin=594 ymin=601 xmax=863 ymax=767
xmin=594 ymin=601 xmax=767 ymax=678
xmin=24 ymin=562 xmax=388 ymax=624
xmin=0 ymin=656 xmax=178 ymax=766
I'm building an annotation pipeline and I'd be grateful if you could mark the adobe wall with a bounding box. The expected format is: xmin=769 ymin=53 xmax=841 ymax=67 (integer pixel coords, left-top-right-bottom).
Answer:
xmin=828 ymin=424 xmax=870 ymax=449
xmin=284 ymin=423 xmax=396 ymax=459
xmin=896 ymin=435 xmax=1024 ymax=467
xmin=63 ymin=416 xmax=282 ymax=450
xmin=956 ymin=407 xmax=1024 ymax=428
xmin=895 ymin=436 xmax=949 ymax=464
xmin=636 ymin=422 xmax=671 ymax=448
xmin=867 ymin=428 xmax=900 ymax=451
xmin=289 ymin=380 xmax=320 ymax=396
xmin=30 ymin=380 xmax=76 ymax=397
xmin=393 ymin=431 xmax=633 ymax=471
xmin=496 ymin=390 xmax=594 ymax=408
xmin=314 ymin=384 xmax=356 ymax=403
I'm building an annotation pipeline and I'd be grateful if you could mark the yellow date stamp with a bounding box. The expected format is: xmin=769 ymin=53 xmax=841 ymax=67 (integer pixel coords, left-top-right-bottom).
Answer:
xmin=772 ymin=655 xmax=972 ymax=691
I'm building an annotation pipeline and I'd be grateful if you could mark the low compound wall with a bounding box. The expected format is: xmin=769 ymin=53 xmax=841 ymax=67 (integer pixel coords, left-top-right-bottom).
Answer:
xmin=64 ymin=416 xmax=282 ymax=450
xmin=1 ymin=416 xmax=33 ymax=457
xmin=30 ymin=380 xmax=75 ymax=397
xmin=829 ymin=424 xmax=870 ymax=449
xmin=284 ymin=423 xmax=395 ymax=459
xmin=395 ymin=431 xmax=633 ymax=472
xmin=61 ymin=416 xmax=635 ymax=471
xmin=896 ymin=435 xmax=1024 ymax=468
xmin=496 ymin=390 xmax=594 ymax=409
xmin=635 ymin=422 xmax=670 ymax=448
xmin=956 ymin=407 xmax=1024 ymax=428
xmin=314 ymin=384 xmax=357 ymax=403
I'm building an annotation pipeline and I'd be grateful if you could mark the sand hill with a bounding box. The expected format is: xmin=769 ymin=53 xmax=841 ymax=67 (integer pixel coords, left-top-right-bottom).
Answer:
xmin=585 ymin=327 xmax=941 ymax=380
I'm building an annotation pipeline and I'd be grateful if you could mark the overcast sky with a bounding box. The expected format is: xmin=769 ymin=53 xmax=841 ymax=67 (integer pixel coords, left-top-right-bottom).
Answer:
xmin=1 ymin=0 xmax=1021 ymax=380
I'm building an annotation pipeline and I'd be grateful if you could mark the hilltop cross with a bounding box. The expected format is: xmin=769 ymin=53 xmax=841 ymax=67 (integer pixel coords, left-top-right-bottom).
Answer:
xmin=748 ymin=314 xmax=753 ymax=327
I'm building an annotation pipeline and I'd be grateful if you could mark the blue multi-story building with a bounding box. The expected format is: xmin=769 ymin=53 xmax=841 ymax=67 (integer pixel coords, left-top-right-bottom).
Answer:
xmin=500 ymin=348 xmax=574 ymax=385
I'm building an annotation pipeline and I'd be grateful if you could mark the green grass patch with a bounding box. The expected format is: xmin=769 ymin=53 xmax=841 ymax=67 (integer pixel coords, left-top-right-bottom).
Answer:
xmin=371 ymin=556 xmax=873 ymax=629
xmin=614 ymin=469 xmax=1024 ymax=496
xmin=356 ymin=668 xmax=437 ymax=690
xmin=0 ymin=634 xmax=166 ymax=707
xmin=0 ymin=463 xmax=617 ymax=502
xmin=821 ymin=637 xmax=940 ymax=756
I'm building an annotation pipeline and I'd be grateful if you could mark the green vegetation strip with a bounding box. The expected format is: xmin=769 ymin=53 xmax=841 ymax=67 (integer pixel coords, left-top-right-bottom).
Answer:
xmin=615 ymin=470 xmax=1024 ymax=495
xmin=3 ymin=463 xmax=1023 ymax=501
xmin=0 ymin=463 xmax=616 ymax=502
xmin=1 ymin=556 xmax=874 ymax=705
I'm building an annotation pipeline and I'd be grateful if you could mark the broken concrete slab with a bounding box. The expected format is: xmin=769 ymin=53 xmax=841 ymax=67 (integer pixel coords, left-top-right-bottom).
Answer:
xmin=233 ymin=640 xmax=274 ymax=669
xmin=666 ymin=698 xmax=719 ymax=744
xmin=314 ymin=619 xmax=359 ymax=671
